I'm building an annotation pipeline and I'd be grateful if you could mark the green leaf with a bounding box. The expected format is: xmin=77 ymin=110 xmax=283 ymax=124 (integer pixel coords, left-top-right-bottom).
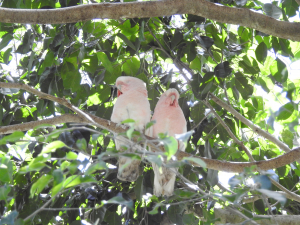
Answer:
xmin=255 ymin=42 xmax=268 ymax=63
xmin=14 ymin=219 xmax=24 ymax=225
xmin=277 ymin=102 xmax=294 ymax=121
xmin=116 ymin=33 xmax=136 ymax=51
xmin=75 ymin=138 xmax=87 ymax=151
xmin=280 ymin=129 xmax=294 ymax=148
xmin=3 ymin=47 xmax=12 ymax=65
xmin=168 ymin=204 xmax=184 ymax=224
xmin=270 ymin=58 xmax=288 ymax=83
xmin=134 ymin=175 xmax=143 ymax=202
xmin=256 ymin=77 xmax=270 ymax=93
xmin=30 ymin=174 xmax=52 ymax=198
xmin=185 ymin=41 xmax=197 ymax=62
xmin=60 ymin=161 xmax=71 ymax=171
xmin=64 ymin=175 xmax=96 ymax=188
xmin=53 ymin=169 xmax=64 ymax=186
xmin=0 ymin=157 xmax=13 ymax=183
xmin=121 ymin=119 xmax=135 ymax=124
xmin=60 ymin=61 xmax=81 ymax=91
xmin=145 ymin=121 xmax=155 ymax=130
xmin=119 ymin=20 xmax=139 ymax=36
xmin=183 ymin=213 xmax=199 ymax=225
xmin=0 ymin=33 xmax=13 ymax=50
xmin=0 ymin=164 xmax=10 ymax=183
xmin=283 ymin=0 xmax=298 ymax=17
xmin=174 ymin=189 xmax=197 ymax=198
xmin=0 ymin=131 xmax=24 ymax=145
xmin=0 ymin=185 xmax=11 ymax=201
xmin=0 ymin=210 xmax=18 ymax=225
xmin=103 ymin=196 xmax=133 ymax=210
xmin=19 ymin=162 xmax=47 ymax=174
xmin=41 ymin=141 xmax=66 ymax=154
xmin=66 ymin=152 xmax=78 ymax=160
xmin=97 ymin=52 xmax=113 ymax=73
xmin=51 ymin=182 xmax=63 ymax=197
xmin=171 ymin=30 xmax=183 ymax=49
xmin=263 ymin=3 xmax=282 ymax=19
xmin=176 ymin=131 xmax=194 ymax=144
xmin=78 ymin=46 xmax=85 ymax=63
xmin=138 ymin=20 xmax=145 ymax=42
xmin=104 ymin=210 xmax=122 ymax=225
xmin=190 ymin=57 xmax=202 ymax=71
xmin=122 ymin=56 xmax=140 ymax=76
xmin=125 ymin=123 xmax=135 ymax=140
xmin=148 ymin=203 xmax=163 ymax=215
xmin=160 ymin=135 xmax=178 ymax=160
xmin=87 ymin=92 xmax=101 ymax=106
xmin=146 ymin=155 xmax=163 ymax=167
xmin=234 ymin=72 xmax=253 ymax=100
xmin=85 ymin=161 xmax=107 ymax=175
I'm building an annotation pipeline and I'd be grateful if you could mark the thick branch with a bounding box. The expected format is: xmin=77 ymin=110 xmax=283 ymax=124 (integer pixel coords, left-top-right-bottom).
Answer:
xmin=215 ymin=208 xmax=300 ymax=225
xmin=0 ymin=0 xmax=299 ymax=41
xmin=1 ymin=82 xmax=300 ymax=173
xmin=203 ymin=98 xmax=300 ymax=201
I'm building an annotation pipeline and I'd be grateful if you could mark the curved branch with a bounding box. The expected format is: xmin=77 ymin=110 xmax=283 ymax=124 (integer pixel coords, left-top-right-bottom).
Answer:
xmin=0 ymin=0 xmax=299 ymax=41
xmin=215 ymin=208 xmax=300 ymax=225
xmin=1 ymin=81 xmax=300 ymax=173
xmin=0 ymin=114 xmax=84 ymax=134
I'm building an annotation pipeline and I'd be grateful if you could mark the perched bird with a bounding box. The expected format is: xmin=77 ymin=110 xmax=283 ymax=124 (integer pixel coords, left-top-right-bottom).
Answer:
xmin=151 ymin=88 xmax=187 ymax=196
xmin=111 ymin=76 xmax=151 ymax=182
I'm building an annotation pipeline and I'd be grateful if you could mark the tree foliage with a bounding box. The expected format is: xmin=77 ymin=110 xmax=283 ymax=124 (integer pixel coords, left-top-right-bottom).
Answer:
xmin=0 ymin=0 xmax=300 ymax=224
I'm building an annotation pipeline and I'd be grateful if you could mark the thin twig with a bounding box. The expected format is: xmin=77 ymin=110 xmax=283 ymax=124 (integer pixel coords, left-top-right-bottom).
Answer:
xmin=146 ymin=22 xmax=191 ymax=84
xmin=209 ymin=93 xmax=293 ymax=156
xmin=203 ymin=100 xmax=254 ymax=161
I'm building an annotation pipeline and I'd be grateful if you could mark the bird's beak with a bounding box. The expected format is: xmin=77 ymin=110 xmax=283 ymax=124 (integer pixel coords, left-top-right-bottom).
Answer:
xmin=117 ymin=84 xmax=122 ymax=97
xmin=170 ymin=94 xmax=175 ymax=102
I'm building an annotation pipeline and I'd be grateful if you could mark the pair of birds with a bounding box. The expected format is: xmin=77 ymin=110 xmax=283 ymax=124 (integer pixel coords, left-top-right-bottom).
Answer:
xmin=111 ymin=76 xmax=187 ymax=196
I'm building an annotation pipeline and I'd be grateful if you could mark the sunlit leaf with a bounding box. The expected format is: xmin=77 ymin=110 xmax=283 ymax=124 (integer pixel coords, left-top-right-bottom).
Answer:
xmin=277 ymin=102 xmax=294 ymax=120
xmin=0 ymin=131 xmax=24 ymax=145
xmin=30 ymin=174 xmax=52 ymax=198
xmin=41 ymin=141 xmax=66 ymax=154
xmin=103 ymin=196 xmax=133 ymax=210
xmin=159 ymin=135 xmax=178 ymax=160
xmin=66 ymin=152 xmax=78 ymax=160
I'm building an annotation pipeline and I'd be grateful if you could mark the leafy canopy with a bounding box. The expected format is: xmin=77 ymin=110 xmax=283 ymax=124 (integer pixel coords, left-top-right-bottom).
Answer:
xmin=0 ymin=0 xmax=300 ymax=224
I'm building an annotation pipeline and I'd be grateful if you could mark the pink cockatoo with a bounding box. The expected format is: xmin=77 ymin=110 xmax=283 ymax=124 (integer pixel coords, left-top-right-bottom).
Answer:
xmin=111 ymin=76 xmax=151 ymax=182
xmin=151 ymin=88 xmax=187 ymax=196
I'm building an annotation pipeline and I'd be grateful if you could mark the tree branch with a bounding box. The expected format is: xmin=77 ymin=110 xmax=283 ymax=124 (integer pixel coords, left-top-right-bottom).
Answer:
xmin=0 ymin=114 xmax=84 ymax=134
xmin=215 ymin=208 xmax=300 ymax=225
xmin=204 ymin=98 xmax=300 ymax=202
xmin=209 ymin=93 xmax=293 ymax=155
xmin=1 ymin=81 xmax=300 ymax=173
xmin=203 ymin=100 xmax=255 ymax=161
xmin=0 ymin=0 xmax=299 ymax=41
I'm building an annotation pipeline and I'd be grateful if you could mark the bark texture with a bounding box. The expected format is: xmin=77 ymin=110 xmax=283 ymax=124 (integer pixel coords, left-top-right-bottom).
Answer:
xmin=0 ymin=0 xmax=299 ymax=41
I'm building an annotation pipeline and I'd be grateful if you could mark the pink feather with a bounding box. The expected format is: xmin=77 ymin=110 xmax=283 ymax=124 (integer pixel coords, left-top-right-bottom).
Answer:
xmin=151 ymin=88 xmax=187 ymax=196
xmin=111 ymin=76 xmax=151 ymax=182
